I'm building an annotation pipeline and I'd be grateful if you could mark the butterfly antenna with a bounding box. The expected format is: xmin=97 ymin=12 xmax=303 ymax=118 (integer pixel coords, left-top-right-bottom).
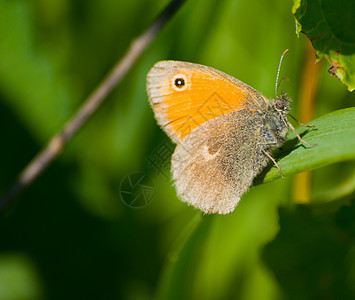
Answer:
xmin=275 ymin=49 xmax=289 ymax=97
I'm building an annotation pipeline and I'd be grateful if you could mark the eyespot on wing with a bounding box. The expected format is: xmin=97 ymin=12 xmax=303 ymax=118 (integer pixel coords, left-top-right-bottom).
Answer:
xmin=146 ymin=60 xmax=268 ymax=142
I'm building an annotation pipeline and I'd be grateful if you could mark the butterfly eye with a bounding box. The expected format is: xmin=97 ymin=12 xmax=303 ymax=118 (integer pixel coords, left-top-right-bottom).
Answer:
xmin=172 ymin=74 xmax=188 ymax=91
xmin=274 ymin=99 xmax=285 ymax=110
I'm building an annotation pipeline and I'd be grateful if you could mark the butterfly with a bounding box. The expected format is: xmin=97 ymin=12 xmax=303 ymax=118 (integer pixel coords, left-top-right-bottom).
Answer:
xmin=146 ymin=52 xmax=312 ymax=214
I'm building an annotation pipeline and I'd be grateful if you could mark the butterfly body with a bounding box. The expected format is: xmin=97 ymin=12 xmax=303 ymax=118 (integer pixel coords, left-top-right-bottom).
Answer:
xmin=147 ymin=60 xmax=291 ymax=214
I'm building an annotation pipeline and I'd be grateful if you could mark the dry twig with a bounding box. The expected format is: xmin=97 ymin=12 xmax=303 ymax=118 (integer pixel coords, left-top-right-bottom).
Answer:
xmin=0 ymin=0 xmax=186 ymax=213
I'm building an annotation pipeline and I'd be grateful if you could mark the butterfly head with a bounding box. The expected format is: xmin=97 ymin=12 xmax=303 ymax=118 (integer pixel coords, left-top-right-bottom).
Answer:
xmin=262 ymin=92 xmax=292 ymax=145
xmin=272 ymin=92 xmax=291 ymax=115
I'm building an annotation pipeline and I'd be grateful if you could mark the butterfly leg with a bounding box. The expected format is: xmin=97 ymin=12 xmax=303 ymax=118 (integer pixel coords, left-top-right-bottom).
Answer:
xmin=260 ymin=148 xmax=284 ymax=178
xmin=288 ymin=114 xmax=315 ymax=128
xmin=287 ymin=121 xmax=317 ymax=147
xmin=257 ymin=127 xmax=284 ymax=178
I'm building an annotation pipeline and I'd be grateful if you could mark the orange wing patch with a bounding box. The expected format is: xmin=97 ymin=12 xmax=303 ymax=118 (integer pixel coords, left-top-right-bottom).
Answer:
xmin=147 ymin=61 xmax=267 ymax=142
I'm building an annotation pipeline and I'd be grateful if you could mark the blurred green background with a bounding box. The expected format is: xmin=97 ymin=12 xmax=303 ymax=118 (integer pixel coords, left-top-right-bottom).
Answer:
xmin=0 ymin=0 xmax=354 ymax=299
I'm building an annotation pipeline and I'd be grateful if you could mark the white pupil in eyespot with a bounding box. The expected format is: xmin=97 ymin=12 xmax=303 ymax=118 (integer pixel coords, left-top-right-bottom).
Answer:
xmin=174 ymin=78 xmax=185 ymax=88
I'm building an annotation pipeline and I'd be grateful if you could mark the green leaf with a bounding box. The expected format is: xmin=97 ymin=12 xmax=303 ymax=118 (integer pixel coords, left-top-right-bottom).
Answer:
xmin=292 ymin=0 xmax=355 ymax=91
xmin=155 ymin=212 xmax=207 ymax=300
xmin=261 ymin=108 xmax=355 ymax=183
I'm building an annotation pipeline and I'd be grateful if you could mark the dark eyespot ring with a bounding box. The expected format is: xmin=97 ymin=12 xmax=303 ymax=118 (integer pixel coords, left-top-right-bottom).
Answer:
xmin=174 ymin=78 xmax=185 ymax=88
xmin=171 ymin=74 xmax=188 ymax=91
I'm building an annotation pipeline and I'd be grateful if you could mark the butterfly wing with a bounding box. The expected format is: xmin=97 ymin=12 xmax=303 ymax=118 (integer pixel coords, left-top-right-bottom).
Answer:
xmin=146 ymin=61 xmax=268 ymax=143
xmin=171 ymin=109 xmax=272 ymax=214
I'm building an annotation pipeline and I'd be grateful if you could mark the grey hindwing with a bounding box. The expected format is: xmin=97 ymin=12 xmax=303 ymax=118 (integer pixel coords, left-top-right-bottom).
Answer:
xmin=171 ymin=109 xmax=276 ymax=214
